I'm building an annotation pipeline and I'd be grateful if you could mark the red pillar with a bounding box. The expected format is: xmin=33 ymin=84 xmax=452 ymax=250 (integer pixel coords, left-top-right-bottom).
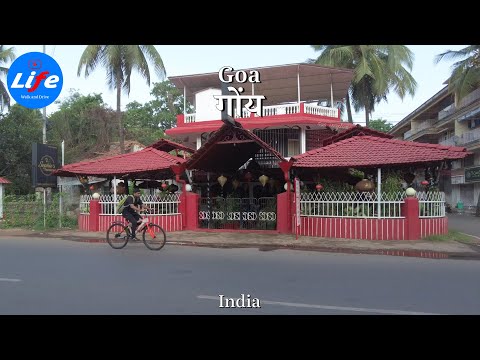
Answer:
xmin=89 ymin=200 xmax=101 ymax=232
xmin=299 ymin=102 xmax=305 ymax=114
xmin=403 ymin=197 xmax=420 ymax=240
xmin=177 ymin=114 xmax=185 ymax=126
xmin=278 ymin=161 xmax=293 ymax=234
xmin=277 ymin=192 xmax=291 ymax=234
xmin=185 ymin=192 xmax=200 ymax=230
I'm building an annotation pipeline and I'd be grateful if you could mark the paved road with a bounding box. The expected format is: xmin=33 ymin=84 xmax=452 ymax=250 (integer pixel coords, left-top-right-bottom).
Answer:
xmin=1 ymin=236 xmax=480 ymax=315
xmin=448 ymin=213 xmax=480 ymax=238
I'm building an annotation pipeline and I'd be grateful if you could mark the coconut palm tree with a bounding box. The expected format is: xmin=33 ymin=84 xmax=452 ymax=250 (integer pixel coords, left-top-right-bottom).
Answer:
xmin=78 ymin=45 xmax=166 ymax=153
xmin=0 ymin=45 xmax=16 ymax=112
xmin=310 ymin=45 xmax=417 ymax=127
xmin=435 ymin=45 xmax=480 ymax=104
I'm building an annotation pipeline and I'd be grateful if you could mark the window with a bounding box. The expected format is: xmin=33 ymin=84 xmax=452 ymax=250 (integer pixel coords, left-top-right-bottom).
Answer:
xmin=287 ymin=139 xmax=300 ymax=157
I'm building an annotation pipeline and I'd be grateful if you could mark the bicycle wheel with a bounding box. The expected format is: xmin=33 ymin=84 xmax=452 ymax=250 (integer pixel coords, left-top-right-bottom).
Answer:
xmin=106 ymin=222 xmax=129 ymax=249
xmin=142 ymin=224 xmax=166 ymax=251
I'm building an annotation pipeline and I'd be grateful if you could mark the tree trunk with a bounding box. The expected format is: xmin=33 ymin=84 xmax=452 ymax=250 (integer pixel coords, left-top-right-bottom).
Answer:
xmin=116 ymin=75 xmax=124 ymax=154
xmin=365 ymin=107 xmax=369 ymax=128
xmin=346 ymin=94 xmax=353 ymax=123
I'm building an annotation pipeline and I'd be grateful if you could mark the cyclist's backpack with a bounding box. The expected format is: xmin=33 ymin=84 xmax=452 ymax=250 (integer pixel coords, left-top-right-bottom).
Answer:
xmin=116 ymin=195 xmax=134 ymax=213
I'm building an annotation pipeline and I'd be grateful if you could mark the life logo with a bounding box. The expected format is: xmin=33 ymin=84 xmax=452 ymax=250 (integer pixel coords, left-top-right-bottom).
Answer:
xmin=7 ymin=52 xmax=63 ymax=109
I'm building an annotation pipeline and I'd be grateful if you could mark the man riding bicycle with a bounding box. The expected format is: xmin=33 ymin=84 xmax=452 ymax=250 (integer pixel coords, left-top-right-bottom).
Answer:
xmin=121 ymin=187 xmax=150 ymax=240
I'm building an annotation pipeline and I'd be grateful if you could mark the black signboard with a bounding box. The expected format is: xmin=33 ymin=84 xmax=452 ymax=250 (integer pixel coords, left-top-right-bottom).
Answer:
xmin=465 ymin=166 xmax=480 ymax=183
xmin=32 ymin=143 xmax=58 ymax=187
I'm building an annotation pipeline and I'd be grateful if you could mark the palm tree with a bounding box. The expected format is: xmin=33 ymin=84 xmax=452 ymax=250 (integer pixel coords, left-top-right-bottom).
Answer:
xmin=434 ymin=45 xmax=480 ymax=105
xmin=310 ymin=45 xmax=417 ymax=127
xmin=78 ymin=45 xmax=166 ymax=153
xmin=0 ymin=45 xmax=16 ymax=112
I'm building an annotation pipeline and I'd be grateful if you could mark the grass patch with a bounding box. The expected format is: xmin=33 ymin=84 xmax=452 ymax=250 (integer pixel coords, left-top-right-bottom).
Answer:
xmin=424 ymin=230 xmax=474 ymax=242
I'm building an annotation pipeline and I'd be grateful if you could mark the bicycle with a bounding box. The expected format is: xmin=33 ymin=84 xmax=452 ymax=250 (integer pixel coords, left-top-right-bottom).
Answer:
xmin=106 ymin=209 xmax=167 ymax=251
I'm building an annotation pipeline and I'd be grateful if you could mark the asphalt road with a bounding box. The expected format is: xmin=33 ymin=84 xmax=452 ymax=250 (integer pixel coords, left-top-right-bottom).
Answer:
xmin=448 ymin=213 xmax=480 ymax=238
xmin=1 ymin=236 xmax=480 ymax=315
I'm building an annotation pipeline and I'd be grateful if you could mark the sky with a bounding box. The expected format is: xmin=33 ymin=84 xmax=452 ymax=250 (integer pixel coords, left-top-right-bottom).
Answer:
xmin=3 ymin=45 xmax=467 ymax=125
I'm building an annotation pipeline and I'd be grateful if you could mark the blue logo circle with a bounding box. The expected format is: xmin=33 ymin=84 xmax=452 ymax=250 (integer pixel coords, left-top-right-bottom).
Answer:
xmin=7 ymin=52 xmax=63 ymax=109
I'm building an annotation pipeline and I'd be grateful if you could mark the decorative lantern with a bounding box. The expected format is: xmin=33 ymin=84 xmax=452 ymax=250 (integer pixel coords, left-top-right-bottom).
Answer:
xmin=185 ymin=184 xmax=192 ymax=192
xmin=355 ymin=179 xmax=375 ymax=192
xmin=79 ymin=176 xmax=89 ymax=184
xmin=161 ymin=183 xmax=168 ymax=190
xmin=421 ymin=180 xmax=429 ymax=186
xmin=217 ymin=175 xmax=227 ymax=188
xmin=405 ymin=188 xmax=416 ymax=197
xmin=259 ymin=175 xmax=269 ymax=187
xmin=92 ymin=192 xmax=100 ymax=199
xmin=89 ymin=185 xmax=95 ymax=191
xmin=232 ymin=179 xmax=240 ymax=190
xmin=315 ymin=184 xmax=323 ymax=191
xmin=244 ymin=171 xmax=253 ymax=182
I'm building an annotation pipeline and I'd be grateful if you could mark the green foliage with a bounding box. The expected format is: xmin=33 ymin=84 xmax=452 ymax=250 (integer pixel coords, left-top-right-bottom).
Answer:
xmin=0 ymin=105 xmax=43 ymax=194
xmin=48 ymin=91 xmax=117 ymax=163
xmin=368 ymin=118 xmax=394 ymax=133
xmin=124 ymin=80 xmax=193 ymax=144
xmin=77 ymin=45 xmax=167 ymax=152
xmin=435 ymin=45 xmax=480 ymax=103
xmin=314 ymin=178 xmax=355 ymax=192
xmin=311 ymin=45 xmax=417 ymax=126
xmin=382 ymin=172 xmax=403 ymax=196
xmin=0 ymin=193 xmax=77 ymax=230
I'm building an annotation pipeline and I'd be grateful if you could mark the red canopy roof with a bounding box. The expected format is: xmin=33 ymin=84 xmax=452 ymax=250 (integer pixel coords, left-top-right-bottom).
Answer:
xmin=148 ymin=138 xmax=195 ymax=154
xmin=322 ymin=124 xmax=393 ymax=146
xmin=186 ymin=121 xmax=286 ymax=172
xmin=292 ymin=135 xmax=471 ymax=168
xmin=0 ymin=177 xmax=11 ymax=184
xmin=53 ymin=147 xmax=185 ymax=179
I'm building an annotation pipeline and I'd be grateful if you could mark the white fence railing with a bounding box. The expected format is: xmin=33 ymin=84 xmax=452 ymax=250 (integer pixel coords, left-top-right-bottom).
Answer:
xmin=185 ymin=114 xmax=196 ymax=123
xmin=417 ymin=191 xmax=445 ymax=218
xmin=304 ymin=104 xmax=338 ymax=118
xmin=300 ymin=191 xmax=446 ymax=219
xmin=79 ymin=194 xmax=181 ymax=215
xmin=80 ymin=195 xmax=93 ymax=214
xmin=300 ymin=191 xmax=406 ymax=219
xmin=262 ymin=103 xmax=300 ymax=116
xmin=181 ymin=102 xmax=338 ymax=123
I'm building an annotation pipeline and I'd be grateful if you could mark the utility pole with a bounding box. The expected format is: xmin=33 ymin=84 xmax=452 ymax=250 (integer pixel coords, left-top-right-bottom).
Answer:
xmin=42 ymin=45 xmax=47 ymax=144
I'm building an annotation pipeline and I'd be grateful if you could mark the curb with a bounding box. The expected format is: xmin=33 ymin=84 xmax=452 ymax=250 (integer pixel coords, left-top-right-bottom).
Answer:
xmin=53 ymin=236 xmax=480 ymax=260
xmin=3 ymin=233 xmax=480 ymax=261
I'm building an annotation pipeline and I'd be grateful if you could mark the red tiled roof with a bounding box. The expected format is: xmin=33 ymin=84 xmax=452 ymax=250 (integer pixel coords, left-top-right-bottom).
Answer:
xmin=53 ymin=147 xmax=185 ymax=178
xmin=186 ymin=121 xmax=286 ymax=172
xmin=0 ymin=177 xmax=11 ymax=184
xmin=322 ymin=124 xmax=393 ymax=146
xmin=148 ymin=138 xmax=195 ymax=154
xmin=292 ymin=135 xmax=471 ymax=168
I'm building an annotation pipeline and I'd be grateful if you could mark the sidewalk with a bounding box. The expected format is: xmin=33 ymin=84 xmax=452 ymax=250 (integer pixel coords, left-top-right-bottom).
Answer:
xmin=2 ymin=227 xmax=480 ymax=260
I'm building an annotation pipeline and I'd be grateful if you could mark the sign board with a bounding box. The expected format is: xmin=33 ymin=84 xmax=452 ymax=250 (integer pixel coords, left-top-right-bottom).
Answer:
xmin=295 ymin=177 xmax=301 ymax=227
xmin=465 ymin=166 xmax=480 ymax=183
xmin=32 ymin=143 xmax=58 ymax=188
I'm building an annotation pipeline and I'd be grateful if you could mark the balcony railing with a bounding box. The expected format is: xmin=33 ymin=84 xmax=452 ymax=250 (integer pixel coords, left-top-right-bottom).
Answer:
xmin=439 ymin=137 xmax=457 ymax=146
xmin=438 ymin=103 xmax=456 ymax=121
xmin=459 ymin=87 xmax=480 ymax=108
xmin=403 ymin=119 xmax=435 ymax=139
xmin=461 ymin=127 xmax=480 ymax=145
xmin=178 ymin=103 xmax=338 ymax=124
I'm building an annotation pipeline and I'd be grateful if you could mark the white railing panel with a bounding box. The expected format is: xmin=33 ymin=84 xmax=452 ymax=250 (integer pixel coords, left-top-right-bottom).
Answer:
xmin=300 ymin=191 xmax=405 ymax=219
xmin=304 ymin=104 xmax=337 ymax=118
xmin=185 ymin=114 xmax=196 ymax=123
xmin=417 ymin=191 xmax=446 ymax=218
xmin=79 ymin=195 xmax=93 ymax=214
